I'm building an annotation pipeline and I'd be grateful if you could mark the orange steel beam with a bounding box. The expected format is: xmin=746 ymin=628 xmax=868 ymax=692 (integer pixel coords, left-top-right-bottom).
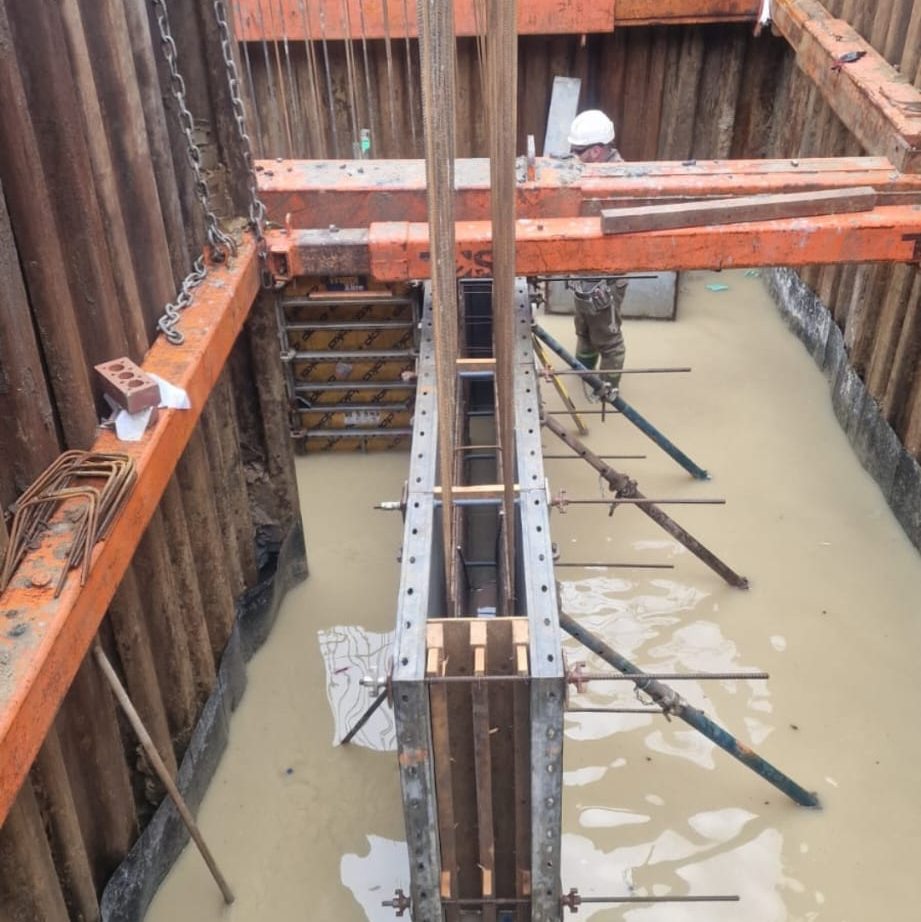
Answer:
xmin=773 ymin=0 xmax=921 ymax=173
xmin=233 ymin=0 xmax=760 ymax=42
xmin=269 ymin=209 xmax=921 ymax=279
xmin=0 ymin=241 xmax=259 ymax=824
xmin=259 ymin=156 xmax=921 ymax=228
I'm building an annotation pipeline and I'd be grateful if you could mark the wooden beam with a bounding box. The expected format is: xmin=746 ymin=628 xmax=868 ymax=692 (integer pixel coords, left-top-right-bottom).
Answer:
xmin=260 ymin=156 xmax=921 ymax=229
xmin=273 ymin=206 xmax=921 ymax=279
xmin=600 ymin=186 xmax=878 ymax=234
xmin=773 ymin=0 xmax=921 ymax=172
xmin=469 ymin=620 xmax=496 ymax=922
xmin=0 ymin=241 xmax=259 ymax=824
xmin=232 ymin=0 xmax=761 ymax=42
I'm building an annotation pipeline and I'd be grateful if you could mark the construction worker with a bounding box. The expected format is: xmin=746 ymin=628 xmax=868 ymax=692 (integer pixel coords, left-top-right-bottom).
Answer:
xmin=567 ymin=110 xmax=627 ymax=395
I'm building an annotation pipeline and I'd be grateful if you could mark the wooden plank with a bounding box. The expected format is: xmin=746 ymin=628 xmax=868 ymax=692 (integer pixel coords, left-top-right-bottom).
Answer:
xmin=0 ymin=242 xmax=259 ymax=824
xmin=30 ymin=726 xmax=99 ymax=922
xmin=0 ymin=179 xmax=59 ymax=508
xmin=440 ymin=619 xmax=478 ymax=902
xmin=0 ymin=780 xmax=70 ymax=922
xmin=469 ymin=619 xmax=496 ymax=922
xmin=601 ymin=187 xmax=878 ymax=235
xmin=867 ymin=264 xmax=917 ymax=398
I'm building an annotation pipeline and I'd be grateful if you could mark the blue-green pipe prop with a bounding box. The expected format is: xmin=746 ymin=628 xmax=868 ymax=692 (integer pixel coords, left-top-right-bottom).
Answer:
xmin=560 ymin=612 xmax=820 ymax=808
xmin=532 ymin=323 xmax=710 ymax=480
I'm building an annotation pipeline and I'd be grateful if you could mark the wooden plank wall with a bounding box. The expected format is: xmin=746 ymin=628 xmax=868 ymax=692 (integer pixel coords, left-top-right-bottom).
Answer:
xmin=239 ymin=25 xmax=789 ymax=161
xmin=765 ymin=0 xmax=921 ymax=459
xmin=0 ymin=2 xmax=301 ymax=920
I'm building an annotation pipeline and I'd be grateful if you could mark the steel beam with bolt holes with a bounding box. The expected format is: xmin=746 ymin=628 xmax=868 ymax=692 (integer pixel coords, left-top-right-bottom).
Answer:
xmin=0 ymin=240 xmax=259 ymax=824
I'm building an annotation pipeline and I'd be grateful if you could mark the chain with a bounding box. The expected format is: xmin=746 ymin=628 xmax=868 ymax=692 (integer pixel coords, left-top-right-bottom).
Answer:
xmin=157 ymin=256 xmax=207 ymax=345
xmin=212 ymin=0 xmax=273 ymax=287
xmin=151 ymin=0 xmax=237 ymax=344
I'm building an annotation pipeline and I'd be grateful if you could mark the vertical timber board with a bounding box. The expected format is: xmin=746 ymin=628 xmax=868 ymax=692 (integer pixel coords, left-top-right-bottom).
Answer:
xmin=395 ymin=289 xmax=443 ymax=921
xmin=513 ymin=287 xmax=564 ymax=921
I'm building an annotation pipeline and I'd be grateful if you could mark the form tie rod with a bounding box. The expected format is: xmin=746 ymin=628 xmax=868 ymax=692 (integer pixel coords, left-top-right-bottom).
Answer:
xmin=560 ymin=611 xmax=820 ymax=808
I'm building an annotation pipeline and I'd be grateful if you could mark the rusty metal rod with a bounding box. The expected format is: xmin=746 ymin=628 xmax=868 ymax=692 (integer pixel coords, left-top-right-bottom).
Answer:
xmin=546 ymin=409 xmax=622 ymax=416
xmin=558 ymin=613 xmax=820 ymax=808
xmin=542 ymin=413 xmax=749 ymax=589
xmin=546 ymin=367 xmax=691 ymax=375
xmin=92 ymin=642 xmax=236 ymax=903
xmin=360 ymin=671 xmax=768 ymax=687
xmin=570 ymin=894 xmax=739 ymax=905
xmin=555 ymin=562 xmax=674 ymax=570
xmin=543 ymin=453 xmax=647 ymax=460
xmin=552 ymin=497 xmax=725 ymax=506
xmin=567 ymin=707 xmax=667 ymax=714
xmin=340 ymin=689 xmax=388 ymax=745
xmin=533 ymin=323 xmax=709 ymax=479
xmin=573 ymin=671 xmax=769 ymax=681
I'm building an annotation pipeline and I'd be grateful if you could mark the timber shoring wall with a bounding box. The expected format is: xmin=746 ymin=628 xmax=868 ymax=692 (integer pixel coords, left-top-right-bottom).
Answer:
xmin=0 ymin=2 xmax=303 ymax=920
xmin=239 ymin=24 xmax=790 ymax=161
xmin=763 ymin=0 xmax=921 ymax=463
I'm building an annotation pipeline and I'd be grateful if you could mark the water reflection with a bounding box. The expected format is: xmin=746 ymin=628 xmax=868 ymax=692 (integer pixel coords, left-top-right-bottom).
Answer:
xmin=341 ymin=836 xmax=410 ymax=922
xmin=560 ymin=574 xmax=790 ymax=919
xmin=318 ymin=625 xmax=396 ymax=750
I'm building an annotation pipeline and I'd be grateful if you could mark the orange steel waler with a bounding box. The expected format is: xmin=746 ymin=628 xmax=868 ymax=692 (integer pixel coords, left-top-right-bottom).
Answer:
xmin=257 ymin=157 xmax=921 ymax=230
xmin=269 ymin=208 xmax=921 ymax=281
xmin=0 ymin=241 xmax=259 ymax=824
xmin=232 ymin=0 xmax=763 ymax=42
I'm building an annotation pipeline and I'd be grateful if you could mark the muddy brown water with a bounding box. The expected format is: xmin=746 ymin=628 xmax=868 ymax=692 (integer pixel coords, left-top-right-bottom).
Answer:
xmin=145 ymin=270 xmax=921 ymax=921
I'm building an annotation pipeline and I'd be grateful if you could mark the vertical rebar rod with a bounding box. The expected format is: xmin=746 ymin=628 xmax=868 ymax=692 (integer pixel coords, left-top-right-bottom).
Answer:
xmin=417 ymin=0 xmax=459 ymax=612
xmin=486 ymin=0 xmax=518 ymax=615
xmin=92 ymin=642 xmax=237 ymax=902
xmin=558 ymin=613 xmax=820 ymax=808
xmin=532 ymin=323 xmax=710 ymax=480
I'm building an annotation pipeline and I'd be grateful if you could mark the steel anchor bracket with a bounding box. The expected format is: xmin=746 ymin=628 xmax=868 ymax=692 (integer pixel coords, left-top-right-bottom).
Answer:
xmin=381 ymin=888 xmax=412 ymax=917
xmin=561 ymin=888 xmax=583 ymax=913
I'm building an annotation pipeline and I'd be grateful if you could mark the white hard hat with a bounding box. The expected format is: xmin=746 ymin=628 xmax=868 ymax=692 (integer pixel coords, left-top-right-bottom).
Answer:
xmin=567 ymin=110 xmax=615 ymax=148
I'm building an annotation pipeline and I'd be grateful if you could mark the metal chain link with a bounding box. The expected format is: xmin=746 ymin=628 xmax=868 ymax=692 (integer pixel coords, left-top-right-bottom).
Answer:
xmin=157 ymin=255 xmax=207 ymax=345
xmin=151 ymin=0 xmax=237 ymax=343
xmin=212 ymin=0 xmax=273 ymax=287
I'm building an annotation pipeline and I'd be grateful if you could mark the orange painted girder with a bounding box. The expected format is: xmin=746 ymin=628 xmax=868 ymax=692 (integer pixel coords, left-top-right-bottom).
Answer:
xmin=0 ymin=241 xmax=259 ymax=824
xmin=233 ymin=0 xmax=760 ymax=42
xmin=259 ymin=156 xmax=921 ymax=229
xmin=269 ymin=208 xmax=921 ymax=279
xmin=234 ymin=0 xmax=614 ymax=41
xmin=773 ymin=0 xmax=921 ymax=173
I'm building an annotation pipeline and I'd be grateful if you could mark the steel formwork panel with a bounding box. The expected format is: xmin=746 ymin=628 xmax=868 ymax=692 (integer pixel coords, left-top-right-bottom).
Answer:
xmin=392 ymin=283 xmax=564 ymax=920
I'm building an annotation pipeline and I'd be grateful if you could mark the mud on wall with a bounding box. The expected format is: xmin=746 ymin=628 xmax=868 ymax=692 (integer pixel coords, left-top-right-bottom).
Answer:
xmin=0 ymin=2 xmax=303 ymax=919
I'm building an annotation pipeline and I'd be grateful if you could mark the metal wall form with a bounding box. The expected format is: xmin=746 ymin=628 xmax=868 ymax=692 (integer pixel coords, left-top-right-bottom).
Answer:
xmin=392 ymin=285 xmax=564 ymax=921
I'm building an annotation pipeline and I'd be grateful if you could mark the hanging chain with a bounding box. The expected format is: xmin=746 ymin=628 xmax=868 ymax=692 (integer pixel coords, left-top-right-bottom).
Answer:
xmin=157 ymin=256 xmax=207 ymax=344
xmin=151 ymin=0 xmax=237 ymax=344
xmin=212 ymin=0 xmax=273 ymax=288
